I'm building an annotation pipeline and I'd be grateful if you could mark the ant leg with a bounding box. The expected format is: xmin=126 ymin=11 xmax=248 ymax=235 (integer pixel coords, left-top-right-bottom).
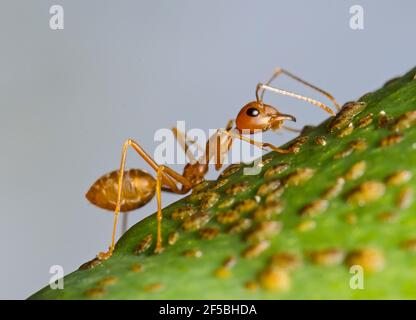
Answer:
xmin=97 ymin=139 xmax=192 ymax=261
xmin=260 ymin=67 xmax=341 ymax=111
xmin=218 ymin=129 xmax=295 ymax=154
xmin=154 ymin=166 xmax=164 ymax=253
xmin=172 ymin=127 xmax=204 ymax=163
xmin=225 ymin=119 xmax=234 ymax=130
xmin=172 ymin=122 xmax=232 ymax=166
xmin=154 ymin=164 xmax=199 ymax=252
xmin=214 ymin=120 xmax=235 ymax=170
xmin=202 ymin=129 xmax=234 ymax=171
xmin=190 ymin=120 xmax=234 ymax=171
xmin=282 ymin=125 xmax=302 ymax=133
xmin=256 ymin=83 xmax=336 ymax=116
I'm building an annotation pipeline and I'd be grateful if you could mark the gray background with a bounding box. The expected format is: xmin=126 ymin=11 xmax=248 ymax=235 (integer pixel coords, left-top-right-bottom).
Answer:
xmin=0 ymin=0 xmax=415 ymax=299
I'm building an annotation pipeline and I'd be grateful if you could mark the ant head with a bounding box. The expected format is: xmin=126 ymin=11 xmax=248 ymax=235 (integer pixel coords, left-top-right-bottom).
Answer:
xmin=235 ymin=101 xmax=296 ymax=133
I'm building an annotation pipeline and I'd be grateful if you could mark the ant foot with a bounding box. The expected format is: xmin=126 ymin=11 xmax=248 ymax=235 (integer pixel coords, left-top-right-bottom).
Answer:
xmin=288 ymin=146 xmax=300 ymax=154
xmin=154 ymin=244 xmax=165 ymax=255
xmin=96 ymin=246 xmax=114 ymax=261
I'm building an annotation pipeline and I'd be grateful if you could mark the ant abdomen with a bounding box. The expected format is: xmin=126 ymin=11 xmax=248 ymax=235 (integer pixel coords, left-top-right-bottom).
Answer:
xmin=86 ymin=169 xmax=156 ymax=212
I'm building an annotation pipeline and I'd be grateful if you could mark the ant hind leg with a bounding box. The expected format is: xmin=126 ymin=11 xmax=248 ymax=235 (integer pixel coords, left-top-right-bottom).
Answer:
xmin=97 ymin=139 xmax=192 ymax=261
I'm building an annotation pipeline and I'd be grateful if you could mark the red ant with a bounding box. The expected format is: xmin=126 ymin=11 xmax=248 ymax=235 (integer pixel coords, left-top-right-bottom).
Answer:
xmin=86 ymin=68 xmax=340 ymax=260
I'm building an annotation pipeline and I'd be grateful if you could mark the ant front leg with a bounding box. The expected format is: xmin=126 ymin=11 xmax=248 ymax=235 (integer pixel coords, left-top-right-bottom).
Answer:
xmin=218 ymin=129 xmax=296 ymax=154
xmin=97 ymin=139 xmax=192 ymax=261
xmin=281 ymin=125 xmax=302 ymax=133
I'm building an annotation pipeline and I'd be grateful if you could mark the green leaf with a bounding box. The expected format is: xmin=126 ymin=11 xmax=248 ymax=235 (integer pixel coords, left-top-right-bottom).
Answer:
xmin=30 ymin=67 xmax=416 ymax=299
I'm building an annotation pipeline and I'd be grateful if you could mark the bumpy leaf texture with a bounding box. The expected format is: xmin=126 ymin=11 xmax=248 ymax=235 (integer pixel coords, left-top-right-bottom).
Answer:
xmin=30 ymin=67 xmax=416 ymax=299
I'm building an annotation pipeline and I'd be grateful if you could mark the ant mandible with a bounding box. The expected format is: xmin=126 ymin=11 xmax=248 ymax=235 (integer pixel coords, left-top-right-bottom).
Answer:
xmin=86 ymin=68 xmax=341 ymax=260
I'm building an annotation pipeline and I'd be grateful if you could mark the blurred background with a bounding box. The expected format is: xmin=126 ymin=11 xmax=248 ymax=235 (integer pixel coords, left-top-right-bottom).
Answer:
xmin=0 ymin=0 xmax=415 ymax=299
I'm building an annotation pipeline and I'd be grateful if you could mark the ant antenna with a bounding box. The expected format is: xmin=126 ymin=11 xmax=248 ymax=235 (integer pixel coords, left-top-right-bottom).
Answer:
xmin=256 ymin=83 xmax=336 ymax=116
xmin=260 ymin=68 xmax=341 ymax=110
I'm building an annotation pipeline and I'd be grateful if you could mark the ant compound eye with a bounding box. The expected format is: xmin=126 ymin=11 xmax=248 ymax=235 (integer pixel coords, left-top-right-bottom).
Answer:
xmin=246 ymin=107 xmax=260 ymax=117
